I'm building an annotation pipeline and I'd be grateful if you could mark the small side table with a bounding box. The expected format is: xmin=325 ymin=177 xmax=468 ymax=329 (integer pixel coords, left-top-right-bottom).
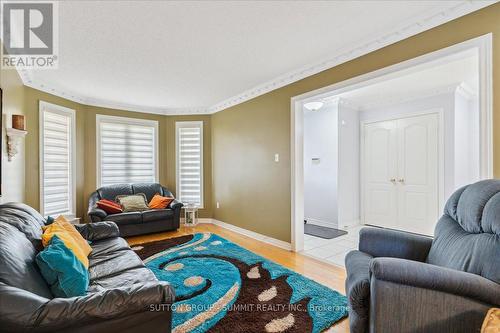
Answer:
xmin=183 ymin=204 xmax=199 ymax=227
xmin=482 ymin=308 xmax=500 ymax=333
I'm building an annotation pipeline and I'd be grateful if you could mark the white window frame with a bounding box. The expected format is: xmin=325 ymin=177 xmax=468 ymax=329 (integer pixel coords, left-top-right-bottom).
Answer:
xmin=176 ymin=121 xmax=204 ymax=208
xmin=39 ymin=101 xmax=77 ymax=217
xmin=96 ymin=114 xmax=159 ymax=188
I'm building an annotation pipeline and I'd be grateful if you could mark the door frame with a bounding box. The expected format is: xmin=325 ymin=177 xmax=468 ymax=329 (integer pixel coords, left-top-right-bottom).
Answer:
xmin=290 ymin=34 xmax=493 ymax=252
xmin=360 ymin=110 xmax=444 ymax=229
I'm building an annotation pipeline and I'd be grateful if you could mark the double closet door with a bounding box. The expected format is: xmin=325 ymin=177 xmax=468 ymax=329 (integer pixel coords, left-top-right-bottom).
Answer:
xmin=363 ymin=113 xmax=439 ymax=236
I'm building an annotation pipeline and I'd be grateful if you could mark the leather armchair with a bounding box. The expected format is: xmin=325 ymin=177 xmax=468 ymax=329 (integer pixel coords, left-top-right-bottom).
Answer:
xmin=87 ymin=183 xmax=183 ymax=237
xmin=345 ymin=179 xmax=500 ymax=333
xmin=0 ymin=203 xmax=175 ymax=333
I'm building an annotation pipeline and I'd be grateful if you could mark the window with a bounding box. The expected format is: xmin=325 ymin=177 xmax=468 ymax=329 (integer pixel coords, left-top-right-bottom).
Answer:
xmin=39 ymin=101 xmax=76 ymax=217
xmin=97 ymin=115 xmax=158 ymax=187
xmin=176 ymin=121 xmax=203 ymax=207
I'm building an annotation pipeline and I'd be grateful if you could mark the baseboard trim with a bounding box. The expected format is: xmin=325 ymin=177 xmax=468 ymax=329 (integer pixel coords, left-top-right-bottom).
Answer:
xmin=181 ymin=218 xmax=292 ymax=251
xmin=210 ymin=219 xmax=292 ymax=251
xmin=304 ymin=217 xmax=338 ymax=229
xmin=197 ymin=218 xmax=214 ymax=224
xmin=339 ymin=219 xmax=361 ymax=230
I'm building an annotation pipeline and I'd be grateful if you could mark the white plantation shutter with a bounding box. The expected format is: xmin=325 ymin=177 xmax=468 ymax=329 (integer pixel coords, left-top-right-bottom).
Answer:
xmin=40 ymin=102 xmax=76 ymax=217
xmin=176 ymin=121 xmax=203 ymax=207
xmin=97 ymin=115 xmax=158 ymax=186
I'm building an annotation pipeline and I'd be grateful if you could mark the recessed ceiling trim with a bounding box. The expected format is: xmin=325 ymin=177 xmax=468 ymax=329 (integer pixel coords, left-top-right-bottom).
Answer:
xmin=16 ymin=0 xmax=493 ymax=116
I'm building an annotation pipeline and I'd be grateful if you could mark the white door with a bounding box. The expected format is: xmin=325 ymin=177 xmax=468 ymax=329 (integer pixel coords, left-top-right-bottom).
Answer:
xmin=363 ymin=120 xmax=398 ymax=229
xmin=363 ymin=113 xmax=439 ymax=236
xmin=396 ymin=114 xmax=439 ymax=235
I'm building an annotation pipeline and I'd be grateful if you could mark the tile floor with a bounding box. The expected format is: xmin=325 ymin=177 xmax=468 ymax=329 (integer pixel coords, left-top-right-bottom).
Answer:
xmin=301 ymin=225 xmax=366 ymax=267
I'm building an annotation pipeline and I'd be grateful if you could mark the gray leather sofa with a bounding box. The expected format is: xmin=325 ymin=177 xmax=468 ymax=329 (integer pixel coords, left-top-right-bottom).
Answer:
xmin=0 ymin=202 xmax=174 ymax=333
xmin=88 ymin=183 xmax=183 ymax=237
xmin=345 ymin=179 xmax=500 ymax=333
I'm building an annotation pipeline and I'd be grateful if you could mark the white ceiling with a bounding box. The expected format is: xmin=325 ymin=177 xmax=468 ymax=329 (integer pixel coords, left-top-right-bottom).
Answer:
xmin=335 ymin=48 xmax=479 ymax=109
xmin=19 ymin=0 xmax=495 ymax=115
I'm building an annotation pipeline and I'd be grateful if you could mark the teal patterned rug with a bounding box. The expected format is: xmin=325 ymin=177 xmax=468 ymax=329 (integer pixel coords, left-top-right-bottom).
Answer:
xmin=133 ymin=232 xmax=348 ymax=332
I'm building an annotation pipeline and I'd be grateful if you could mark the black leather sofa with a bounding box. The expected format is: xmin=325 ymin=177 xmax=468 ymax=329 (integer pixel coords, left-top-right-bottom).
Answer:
xmin=88 ymin=183 xmax=183 ymax=237
xmin=0 ymin=202 xmax=174 ymax=333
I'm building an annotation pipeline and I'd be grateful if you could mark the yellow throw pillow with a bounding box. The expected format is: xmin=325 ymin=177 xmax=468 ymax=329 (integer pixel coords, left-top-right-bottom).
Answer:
xmin=42 ymin=216 xmax=92 ymax=268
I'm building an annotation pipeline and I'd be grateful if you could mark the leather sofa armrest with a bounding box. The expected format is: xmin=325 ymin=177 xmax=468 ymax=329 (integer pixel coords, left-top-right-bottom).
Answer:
xmin=35 ymin=282 xmax=175 ymax=330
xmin=74 ymin=221 xmax=120 ymax=241
xmin=370 ymin=257 xmax=500 ymax=306
xmin=87 ymin=207 xmax=108 ymax=222
xmin=169 ymin=199 xmax=183 ymax=210
xmin=359 ymin=227 xmax=433 ymax=261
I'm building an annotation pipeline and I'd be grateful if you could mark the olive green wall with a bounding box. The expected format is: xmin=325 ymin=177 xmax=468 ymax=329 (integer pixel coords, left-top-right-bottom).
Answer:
xmin=24 ymin=87 xmax=212 ymax=220
xmin=0 ymin=65 xmax=26 ymax=203
xmin=211 ymin=4 xmax=500 ymax=242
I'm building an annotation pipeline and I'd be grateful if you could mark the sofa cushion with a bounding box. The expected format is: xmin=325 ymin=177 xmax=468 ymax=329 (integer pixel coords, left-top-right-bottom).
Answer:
xmin=36 ymin=235 xmax=89 ymax=298
xmin=132 ymin=183 xmax=163 ymax=202
xmin=89 ymin=237 xmax=130 ymax=257
xmin=142 ymin=209 xmax=174 ymax=223
xmin=148 ymin=194 xmax=174 ymax=209
xmin=116 ymin=194 xmax=149 ymax=212
xmin=0 ymin=203 xmax=46 ymax=244
xmin=89 ymin=250 xmax=144 ymax=280
xmin=0 ymin=222 xmax=53 ymax=298
xmin=88 ymin=267 xmax=158 ymax=293
xmin=42 ymin=216 xmax=92 ymax=268
xmin=427 ymin=179 xmax=500 ymax=284
xmin=97 ymin=183 xmax=133 ymax=201
xmin=427 ymin=215 xmax=500 ymax=284
xmin=96 ymin=199 xmax=123 ymax=214
xmin=453 ymin=180 xmax=500 ymax=234
xmin=105 ymin=212 xmax=142 ymax=225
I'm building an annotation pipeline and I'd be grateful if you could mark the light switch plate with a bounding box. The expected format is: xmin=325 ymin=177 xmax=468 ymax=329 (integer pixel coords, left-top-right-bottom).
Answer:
xmin=274 ymin=153 xmax=279 ymax=162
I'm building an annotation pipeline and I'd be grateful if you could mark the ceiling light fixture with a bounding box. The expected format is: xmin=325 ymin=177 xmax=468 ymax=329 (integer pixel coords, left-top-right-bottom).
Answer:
xmin=303 ymin=101 xmax=324 ymax=111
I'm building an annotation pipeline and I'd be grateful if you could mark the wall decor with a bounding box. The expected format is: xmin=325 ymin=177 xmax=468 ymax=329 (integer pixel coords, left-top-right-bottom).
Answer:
xmin=12 ymin=115 xmax=25 ymax=131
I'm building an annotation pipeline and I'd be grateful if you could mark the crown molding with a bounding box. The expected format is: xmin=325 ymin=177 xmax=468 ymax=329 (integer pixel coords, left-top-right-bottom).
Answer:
xmin=16 ymin=0 xmax=493 ymax=116
xmin=206 ymin=1 xmax=493 ymax=114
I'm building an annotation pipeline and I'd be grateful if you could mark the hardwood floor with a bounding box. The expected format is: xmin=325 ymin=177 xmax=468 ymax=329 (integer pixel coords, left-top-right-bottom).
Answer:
xmin=127 ymin=223 xmax=350 ymax=333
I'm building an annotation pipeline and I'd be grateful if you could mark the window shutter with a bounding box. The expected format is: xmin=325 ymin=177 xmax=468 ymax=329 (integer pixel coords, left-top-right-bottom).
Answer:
xmin=176 ymin=122 xmax=203 ymax=207
xmin=41 ymin=105 xmax=75 ymax=216
xmin=98 ymin=117 xmax=157 ymax=186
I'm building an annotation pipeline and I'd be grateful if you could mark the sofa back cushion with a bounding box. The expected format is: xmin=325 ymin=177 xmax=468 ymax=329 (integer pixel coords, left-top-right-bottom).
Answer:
xmin=0 ymin=203 xmax=46 ymax=244
xmin=0 ymin=213 xmax=53 ymax=298
xmin=94 ymin=183 xmax=173 ymax=204
xmin=97 ymin=184 xmax=133 ymax=201
xmin=427 ymin=180 xmax=500 ymax=284
xmin=132 ymin=183 xmax=163 ymax=202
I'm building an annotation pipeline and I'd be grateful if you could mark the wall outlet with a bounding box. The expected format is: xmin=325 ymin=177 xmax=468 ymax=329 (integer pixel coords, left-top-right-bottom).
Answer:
xmin=274 ymin=153 xmax=279 ymax=162
xmin=216 ymin=202 xmax=220 ymax=209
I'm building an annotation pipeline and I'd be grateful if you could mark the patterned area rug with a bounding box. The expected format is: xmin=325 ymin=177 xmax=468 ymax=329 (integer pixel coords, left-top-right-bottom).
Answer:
xmin=132 ymin=233 xmax=348 ymax=333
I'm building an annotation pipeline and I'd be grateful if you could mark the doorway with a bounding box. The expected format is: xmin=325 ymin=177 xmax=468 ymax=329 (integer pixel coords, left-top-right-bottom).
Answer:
xmin=291 ymin=34 xmax=493 ymax=261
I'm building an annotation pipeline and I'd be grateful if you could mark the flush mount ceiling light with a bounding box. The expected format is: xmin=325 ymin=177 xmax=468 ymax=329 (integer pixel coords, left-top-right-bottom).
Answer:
xmin=303 ymin=101 xmax=324 ymax=111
